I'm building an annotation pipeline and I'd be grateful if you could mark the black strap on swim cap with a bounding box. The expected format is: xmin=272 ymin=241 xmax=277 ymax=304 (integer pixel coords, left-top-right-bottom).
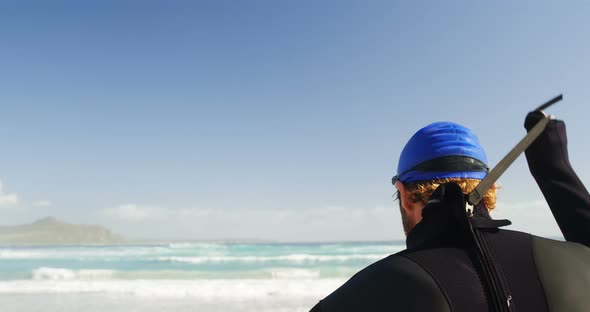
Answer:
xmin=409 ymin=156 xmax=489 ymax=173
xmin=392 ymin=156 xmax=489 ymax=185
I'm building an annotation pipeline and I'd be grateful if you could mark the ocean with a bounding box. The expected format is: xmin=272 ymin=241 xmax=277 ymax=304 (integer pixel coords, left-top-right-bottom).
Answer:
xmin=0 ymin=241 xmax=405 ymax=312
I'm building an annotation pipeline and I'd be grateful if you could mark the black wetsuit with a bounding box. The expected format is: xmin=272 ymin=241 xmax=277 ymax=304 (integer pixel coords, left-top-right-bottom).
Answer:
xmin=310 ymin=113 xmax=590 ymax=312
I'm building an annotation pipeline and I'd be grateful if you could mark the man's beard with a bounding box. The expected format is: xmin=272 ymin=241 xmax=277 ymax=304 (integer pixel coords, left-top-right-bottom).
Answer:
xmin=398 ymin=192 xmax=412 ymax=235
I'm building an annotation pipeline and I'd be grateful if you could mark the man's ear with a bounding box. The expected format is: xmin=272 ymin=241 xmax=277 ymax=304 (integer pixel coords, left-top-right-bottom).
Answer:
xmin=395 ymin=181 xmax=411 ymax=212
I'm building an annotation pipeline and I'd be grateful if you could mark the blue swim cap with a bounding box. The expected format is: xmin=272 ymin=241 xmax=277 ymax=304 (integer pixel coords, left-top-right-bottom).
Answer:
xmin=394 ymin=122 xmax=489 ymax=183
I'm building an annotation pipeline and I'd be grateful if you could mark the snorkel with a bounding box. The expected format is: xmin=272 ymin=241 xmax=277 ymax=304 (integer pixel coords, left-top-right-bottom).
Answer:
xmin=467 ymin=94 xmax=563 ymax=206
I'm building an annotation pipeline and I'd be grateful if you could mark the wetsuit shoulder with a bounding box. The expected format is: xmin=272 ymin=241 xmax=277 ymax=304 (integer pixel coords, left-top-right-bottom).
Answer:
xmin=532 ymin=236 xmax=590 ymax=312
xmin=310 ymin=254 xmax=451 ymax=312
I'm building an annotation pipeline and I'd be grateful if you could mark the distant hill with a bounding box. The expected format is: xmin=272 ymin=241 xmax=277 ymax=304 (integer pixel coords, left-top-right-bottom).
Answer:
xmin=0 ymin=217 xmax=125 ymax=245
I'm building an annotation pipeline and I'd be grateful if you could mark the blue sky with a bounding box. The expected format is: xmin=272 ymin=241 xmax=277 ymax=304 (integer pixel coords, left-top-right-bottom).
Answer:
xmin=0 ymin=1 xmax=589 ymax=241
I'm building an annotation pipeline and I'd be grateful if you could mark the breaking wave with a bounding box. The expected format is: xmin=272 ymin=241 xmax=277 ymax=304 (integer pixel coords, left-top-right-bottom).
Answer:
xmin=157 ymin=253 xmax=386 ymax=264
xmin=32 ymin=267 xmax=115 ymax=280
xmin=0 ymin=278 xmax=345 ymax=299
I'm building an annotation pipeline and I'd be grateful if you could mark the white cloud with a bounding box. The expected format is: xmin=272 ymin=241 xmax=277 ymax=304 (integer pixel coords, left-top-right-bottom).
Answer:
xmin=493 ymin=199 xmax=549 ymax=218
xmin=0 ymin=180 xmax=18 ymax=207
xmin=97 ymin=198 xmax=565 ymax=242
xmin=100 ymin=204 xmax=162 ymax=221
xmin=98 ymin=204 xmax=401 ymax=242
xmin=32 ymin=200 xmax=52 ymax=207
xmin=492 ymin=199 xmax=562 ymax=238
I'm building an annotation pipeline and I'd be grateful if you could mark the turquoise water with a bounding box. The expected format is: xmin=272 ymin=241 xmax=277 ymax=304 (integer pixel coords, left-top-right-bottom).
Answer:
xmin=0 ymin=242 xmax=404 ymax=279
xmin=0 ymin=241 xmax=405 ymax=312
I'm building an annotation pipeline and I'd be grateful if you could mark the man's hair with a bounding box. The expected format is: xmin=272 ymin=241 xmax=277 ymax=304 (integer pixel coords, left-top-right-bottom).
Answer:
xmin=403 ymin=178 xmax=496 ymax=210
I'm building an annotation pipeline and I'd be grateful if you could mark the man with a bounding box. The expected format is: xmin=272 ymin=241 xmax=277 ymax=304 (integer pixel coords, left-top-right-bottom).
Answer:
xmin=310 ymin=111 xmax=590 ymax=312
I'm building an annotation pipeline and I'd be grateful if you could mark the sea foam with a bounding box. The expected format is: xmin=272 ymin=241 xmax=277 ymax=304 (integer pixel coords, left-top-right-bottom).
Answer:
xmin=0 ymin=279 xmax=345 ymax=299
xmin=32 ymin=267 xmax=115 ymax=280
xmin=157 ymin=253 xmax=386 ymax=264
xmin=0 ymin=247 xmax=169 ymax=260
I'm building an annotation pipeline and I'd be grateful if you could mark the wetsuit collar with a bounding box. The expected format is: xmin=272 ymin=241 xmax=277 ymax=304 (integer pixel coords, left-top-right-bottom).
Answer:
xmin=405 ymin=183 xmax=492 ymax=250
